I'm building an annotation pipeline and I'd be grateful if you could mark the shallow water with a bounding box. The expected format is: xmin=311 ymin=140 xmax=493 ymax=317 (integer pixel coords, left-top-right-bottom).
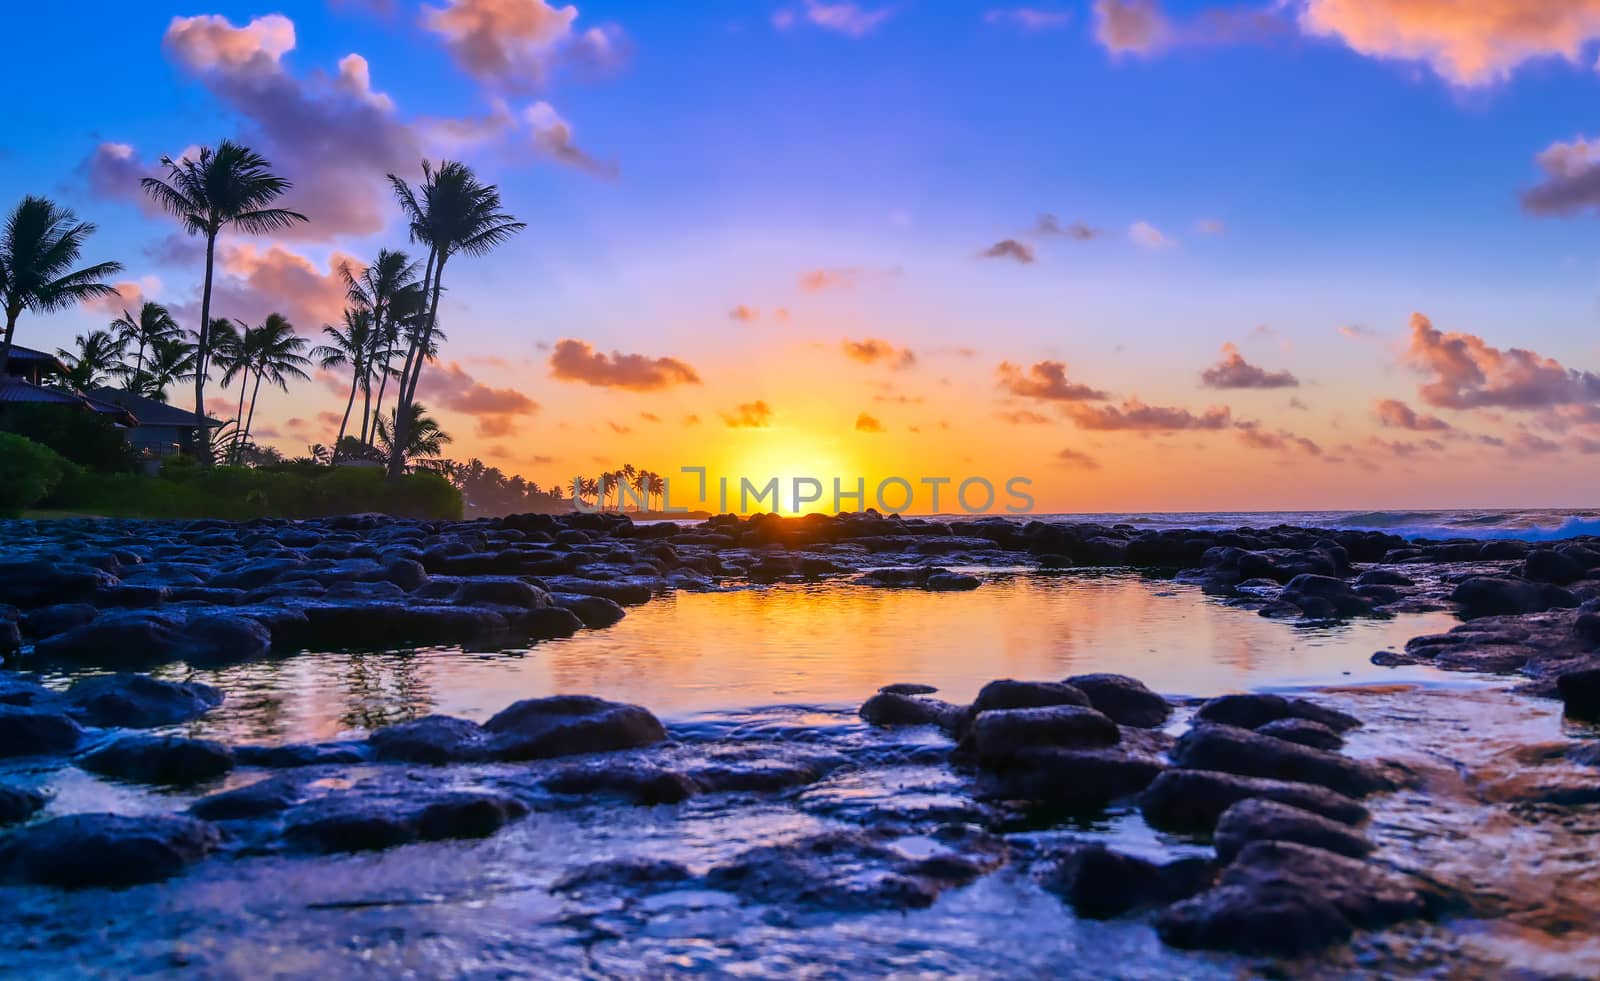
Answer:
xmin=47 ymin=570 xmax=1462 ymax=746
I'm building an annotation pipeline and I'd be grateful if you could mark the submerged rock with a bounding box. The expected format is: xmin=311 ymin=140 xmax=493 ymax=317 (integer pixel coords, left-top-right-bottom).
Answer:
xmin=369 ymin=714 xmax=492 ymax=764
xmin=1140 ymin=769 xmax=1368 ymax=832
xmin=1064 ymin=673 xmax=1171 ymax=728
xmin=59 ymin=673 xmax=224 ymax=728
xmin=415 ymin=792 xmax=530 ymax=840
xmin=858 ymin=691 xmax=960 ymax=728
xmin=79 ymin=734 xmax=235 ymax=786
xmin=0 ymin=784 xmax=46 ymax=825
xmin=1213 ymin=798 xmax=1373 ymax=862
xmin=190 ymin=776 xmax=305 ymax=820
xmin=1254 ymin=717 xmax=1344 ymax=751
xmin=544 ymin=762 xmax=699 ymax=805
xmin=0 ymin=813 xmax=219 ymax=888
xmin=484 ymin=695 xmax=667 ymax=760
xmin=977 ymin=746 xmax=1163 ymax=807
xmin=1171 ymin=724 xmax=1391 ymax=798
xmin=967 ymin=705 xmax=1121 ymax=763
xmin=1194 ymin=693 xmax=1360 ymax=732
xmin=0 ymin=705 xmax=86 ymax=758
xmin=1040 ymin=844 xmax=1215 ymax=919
xmin=971 ymin=679 xmax=1091 ymax=714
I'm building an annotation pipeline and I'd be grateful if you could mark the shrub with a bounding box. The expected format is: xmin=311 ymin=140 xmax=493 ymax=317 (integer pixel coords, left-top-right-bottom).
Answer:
xmin=0 ymin=403 xmax=137 ymax=473
xmin=0 ymin=433 xmax=75 ymax=516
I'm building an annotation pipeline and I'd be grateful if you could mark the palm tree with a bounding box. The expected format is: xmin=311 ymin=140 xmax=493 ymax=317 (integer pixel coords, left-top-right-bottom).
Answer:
xmin=647 ymin=471 xmax=665 ymax=511
xmin=111 ymin=301 xmax=181 ymax=390
xmin=212 ymin=319 xmax=250 ymax=452
xmin=135 ymin=334 xmax=198 ymax=401
xmin=56 ymin=329 xmax=127 ymax=393
xmin=384 ymin=159 xmax=524 ymax=478
xmin=0 ymin=196 xmax=124 ymax=372
xmin=375 ymin=401 xmax=451 ymax=470
xmin=630 ymin=468 xmax=648 ymax=512
xmin=140 ymin=141 xmax=308 ymax=463
xmin=343 ymin=249 xmax=421 ymax=443
xmin=238 ymin=313 xmax=309 ymax=451
xmin=578 ymin=476 xmax=599 ymax=507
xmin=311 ymin=308 xmax=376 ymax=459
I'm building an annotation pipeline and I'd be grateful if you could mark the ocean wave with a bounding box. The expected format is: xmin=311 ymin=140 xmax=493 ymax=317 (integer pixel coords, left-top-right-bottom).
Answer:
xmin=1023 ymin=509 xmax=1600 ymax=542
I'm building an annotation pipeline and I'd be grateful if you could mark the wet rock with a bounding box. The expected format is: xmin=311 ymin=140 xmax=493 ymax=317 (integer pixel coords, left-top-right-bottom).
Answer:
xmin=879 ymin=682 xmax=938 ymax=696
xmin=971 ymin=679 xmax=1091 ymax=713
xmin=1556 ymin=664 xmax=1600 ymax=720
xmin=0 ymin=784 xmax=46 ymax=824
xmin=686 ymin=760 xmax=823 ymax=793
xmin=190 ymin=776 xmax=305 ymax=820
xmin=33 ymin=611 xmax=183 ymax=665
xmin=0 ymin=560 xmax=116 ymax=609
xmin=977 ymin=747 xmax=1162 ymax=806
xmin=1255 ymin=717 xmax=1344 ymax=751
xmin=552 ymin=594 xmax=627 ymax=629
xmin=21 ymin=602 xmax=98 ymax=639
xmin=925 ymin=572 xmax=981 ymax=591
xmin=1355 ymin=569 xmax=1413 ymax=587
xmin=858 ymin=692 xmax=960 ymax=728
xmin=79 ymin=734 xmax=235 ymax=786
xmin=968 ymin=705 xmax=1121 ymax=763
xmin=1172 ymin=724 xmax=1390 ymax=798
xmin=1194 ymin=693 xmax=1360 ymax=732
xmin=233 ymin=741 xmax=371 ymax=768
xmin=283 ymin=798 xmax=418 ymax=853
xmin=1040 ymin=844 xmax=1215 ymax=919
xmin=1222 ymin=840 xmax=1427 ymax=928
xmin=515 ymin=606 xmax=585 ymax=640
xmin=1213 ymin=798 xmax=1373 ymax=862
xmin=1573 ymin=612 xmax=1600 ymax=649
xmin=1452 ymin=576 xmax=1576 ymax=618
xmin=1156 ymin=881 xmax=1352 ymax=955
xmin=544 ymin=763 xmax=700 ymax=804
xmin=1064 ymin=673 xmax=1171 ymax=728
xmin=1523 ymin=549 xmax=1588 ymax=586
xmin=1277 ymin=574 xmax=1375 ymax=617
xmin=484 ymin=695 xmax=667 ymax=760
xmin=416 ymin=791 xmax=530 ymax=840
xmin=0 ymin=705 xmax=86 ymax=757
xmin=369 ymin=715 xmax=492 ymax=764
xmin=0 ymin=812 xmax=219 ymax=888
xmin=553 ymin=858 xmax=694 ymax=894
xmin=1140 ymin=769 xmax=1368 ymax=832
xmin=59 ymin=673 xmax=224 ymax=728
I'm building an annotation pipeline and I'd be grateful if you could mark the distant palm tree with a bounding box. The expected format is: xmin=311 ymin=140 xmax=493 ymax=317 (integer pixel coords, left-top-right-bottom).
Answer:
xmin=135 ymin=334 xmax=198 ymax=402
xmin=111 ymin=301 xmax=181 ymax=389
xmin=237 ymin=313 xmax=309 ymax=451
xmin=375 ymin=400 xmax=451 ymax=469
xmin=385 ymin=159 xmax=524 ymax=478
xmin=647 ymin=471 xmax=665 ymax=511
xmin=578 ymin=475 xmax=599 ymax=506
xmin=56 ymin=329 xmax=127 ymax=393
xmin=343 ymin=249 xmax=422 ymax=444
xmin=630 ymin=468 xmax=648 ymax=512
xmin=0 ymin=195 xmax=124 ymax=372
xmin=212 ymin=318 xmax=250 ymax=445
xmin=311 ymin=308 xmax=376 ymax=458
xmin=140 ymin=141 xmax=308 ymax=463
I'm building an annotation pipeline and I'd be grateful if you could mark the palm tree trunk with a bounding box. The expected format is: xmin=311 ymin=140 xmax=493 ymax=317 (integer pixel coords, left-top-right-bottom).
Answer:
xmin=0 ymin=306 xmax=20 ymax=380
xmin=370 ymin=336 xmax=397 ymax=442
xmin=243 ymin=368 xmax=264 ymax=448
xmin=133 ymin=338 xmax=146 ymax=385
xmin=358 ymin=368 xmax=374 ymax=447
xmin=390 ymin=251 xmax=444 ymax=480
xmin=194 ymin=232 xmax=217 ymax=465
xmin=233 ymin=369 xmax=249 ymax=461
xmin=333 ymin=360 xmax=359 ymax=460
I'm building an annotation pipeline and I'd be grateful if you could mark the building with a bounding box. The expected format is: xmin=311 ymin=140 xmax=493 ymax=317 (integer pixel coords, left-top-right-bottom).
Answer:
xmin=2 ymin=344 xmax=210 ymax=455
xmin=86 ymin=387 xmax=220 ymax=456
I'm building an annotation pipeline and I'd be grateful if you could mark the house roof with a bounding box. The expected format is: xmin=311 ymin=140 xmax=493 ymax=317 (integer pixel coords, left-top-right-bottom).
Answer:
xmin=0 ymin=378 xmax=139 ymax=427
xmin=88 ymin=387 xmax=223 ymax=428
xmin=3 ymin=345 xmax=68 ymax=376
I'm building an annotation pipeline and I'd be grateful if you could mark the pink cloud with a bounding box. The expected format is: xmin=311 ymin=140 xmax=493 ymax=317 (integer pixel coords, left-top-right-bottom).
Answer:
xmin=1067 ymin=398 xmax=1232 ymax=431
xmin=842 ymin=338 xmax=916 ymax=369
xmin=997 ymin=360 xmax=1110 ymax=402
xmin=1200 ymin=343 xmax=1299 ymax=389
xmin=549 ymin=338 xmax=702 ymax=390
xmin=1405 ymin=312 xmax=1600 ymax=411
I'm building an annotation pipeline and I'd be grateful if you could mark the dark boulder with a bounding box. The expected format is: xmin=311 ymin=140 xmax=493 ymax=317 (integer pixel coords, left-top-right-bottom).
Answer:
xmin=977 ymin=747 xmax=1162 ymax=807
xmin=0 ymin=561 xmax=116 ymax=609
xmin=233 ymin=741 xmax=371 ymax=768
xmin=1523 ymin=549 xmax=1588 ymax=586
xmin=1556 ymin=665 xmax=1600 ymax=720
xmin=551 ymin=594 xmax=626 ymax=629
xmin=879 ymin=682 xmax=938 ymax=696
xmin=1452 ymin=576 xmax=1576 ymax=618
xmin=1213 ymin=798 xmax=1373 ymax=862
xmin=0 ymin=812 xmax=219 ymax=888
xmin=0 ymin=705 xmax=86 ymax=757
xmin=79 ymin=734 xmax=235 ymax=786
xmin=1140 ymin=769 xmax=1368 ymax=832
xmin=283 ymin=798 xmax=418 ymax=853
xmin=33 ymin=611 xmax=184 ymax=665
xmin=59 ymin=673 xmax=224 ymax=728
xmin=178 ymin=614 xmax=274 ymax=664
xmin=1156 ymin=881 xmax=1352 ymax=955
xmin=967 ymin=705 xmax=1121 ymax=763
xmin=1255 ymin=717 xmax=1344 ymax=751
xmin=415 ymin=792 xmax=530 ymax=840
xmin=971 ymin=679 xmax=1091 ymax=713
xmin=0 ymin=784 xmax=46 ymax=824
xmin=1277 ymin=574 xmax=1375 ymax=617
xmin=190 ymin=776 xmax=305 ymax=820
xmin=1221 ymin=840 xmax=1428 ymax=928
xmin=1355 ymin=569 xmax=1413 ymax=587
xmin=859 ymin=692 xmax=960 ymax=728
xmin=21 ymin=603 xmax=98 ymax=639
xmin=1040 ymin=844 xmax=1214 ymax=919
xmin=544 ymin=762 xmax=700 ymax=805
xmin=483 ymin=695 xmax=667 ymax=760
xmin=1194 ymin=693 xmax=1360 ymax=732
xmin=369 ymin=715 xmax=491 ymax=764
xmin=1064 ymin=673 xmax=1171 ymax=728
xmin=1172 ymin=724 xmax=1390 ymax=798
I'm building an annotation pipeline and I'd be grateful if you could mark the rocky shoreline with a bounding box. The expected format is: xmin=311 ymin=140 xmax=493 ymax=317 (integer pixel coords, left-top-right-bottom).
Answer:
xmin=2 ymin=510 xmax=1599 ymax=975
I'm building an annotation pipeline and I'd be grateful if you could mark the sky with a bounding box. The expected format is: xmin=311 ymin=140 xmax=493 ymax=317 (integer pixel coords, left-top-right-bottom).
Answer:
xmin=10 ymin=0 xmax=1600 ymax=513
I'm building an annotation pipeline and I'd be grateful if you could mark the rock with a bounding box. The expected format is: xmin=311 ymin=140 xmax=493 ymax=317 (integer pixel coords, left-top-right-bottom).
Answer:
xmin=0 ymin=561 xmax=116 ymax=609
xmin=967 ymin=705 xmax=1121 ymax=763
xmin=190 ymin=776 xmax=305 ymax=820
xmin=1172 ymin=724 xmax=1390 ymax=798
xmin=971 ymin=679 xmax=1091 ymax=713
xmin=544 ymin=763 xmax=700 ymax=805
xmin=483 ymin=695 xmax=667 ymax=760
xmin=1221 ymin=840 xmax=1429 ymax=928
xmin=0 ymin=813 xmax=219 ymax=888
xmin=858 ymin=692 xmax=959 ymax=728
xmin=977 ymin=747 xmax=1163 ymax=807
xmin=369 ymin=715 xmax=491 ymax=764
xmin=283 ymin=799 xmax=418 ymax=853
xmin=925 ymin=572 xmax=981 ymax=591
xmin=1156 ymin=882 xmax=1352 ymax=955
xmin=1064 ymin=673 xmax=1171 ymax=728
xmin=515 ymin=606 xmax=584 ymax=641
xmin=1255 ymin=717 xmax=1343 ymax=751
xmin=553 ymin=858 xmax=693 ymax=894
xmin=1573 ymin=613 xmax=1600 ymax=649
xmin=79 ymin=734 xmax=235 ymax=786
xmin=1040 ymin=844 xmax=1214 ymax=919
xmin=551 ymin=594 xmax=626 ymax=629
xmin=1213 ymin=798 xmax=1373 ymax=862
xmin=687 ymin=761 xmax=823 ymax=793
xmin=1194 ymin=693 xmax=1360 ymax=732
xmin=0 ymin=784 xmax=46 ymax=824
xmin=1140 ymin=769 xmax=1368 ymax=832
xmin=1523 ymin=549 xmax=1588 ymax=586
xmin=1355 ymin=569 xmax=1413 ymax=587
xmin=1556 ymin=666 xmax=1600 ymax=720
xmin=178 ymin=614 xmax=273 ymax=665
xmin=415 ymin=792 xmax=529 ymax=840
xmin=59 ymin=673 xmax=224 ymax=728
xmin=1278 ymin=574 xmax=1374 ymax=617
xmin=33 ymin=611 xmax=183 ymax=665
xmin=21 ymin=603 xmax=98 ymax=639
xmin=0 ymin=705 xmax=86 ymax=757
xmin=1452 ymin=576 xmax=1576 ymax=618
xmin=880 ymin=682 xmax=938 ymax=696
xmin=0 ymin=674 xmax=53 ymax=706
xmin=233 ymin=741 xmax=371 ymax=768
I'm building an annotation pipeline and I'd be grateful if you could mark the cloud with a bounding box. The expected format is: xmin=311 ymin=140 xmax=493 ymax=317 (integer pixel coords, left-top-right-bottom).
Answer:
xmin=1338 ymin=323 xmax=1376 ymax=340
xmin=986 ymin=7 xmax=1073 ymax=31
xmin=1035 ymin=214 xmax=1099 ymax=239
xmin=979 ymin=238 xmax=1036 ymax=264
xmin=797 ymin=266 xmax=899 ymax=292
xmin=1056 ymin=447 xmax=1101 ymax=469
xmin=854 ymin=412 xmax=885 ymax=433
xmin=1374 ymin=397 xmax=1453 ymax=432
xmin=476 ymin=415 xmax=520 ymax=437
xmin=1521 ymin=135 xmax=1600 ymax=216
xmin=1405 ymin=312 xmax=1600 ymax=411
xmin=524 ymin=100 xmax=615 ymax=176
xmin=78 ymin=143 xmax=161 ymax=212
xmin=722 ymin=400 xmax=774 ymax=428
xmin=1128 ymin=220 xmax=1173 ymax=249
xmin=548 ymin=338 xmax=702 ymax=390
xmin=1067 ymin=398 xmax=1232 ymax=431
xmin=997 ymin=408 xmax=1053 ymax=425
xmin=177 ymin=243 xmax=359 ymax=329
xmin=842 ymin=338 xmax=916 ymax=369
xmin=84 ymin=278 xmax=161 ymax=316
xmin=1506 ymin=430 xmax=1562 ymax=456
xmin=1234 ymin=421 xmax=1322 ymax=455
xmin=422 ymin=0 xmax=626 ymax=94
xmin=997 ymin=360 xmax=1111 ymax=402
xmin=729 ymin=305 xmax=760 ymax=323
xmin=415 ymin=360 xmax=541 ymax=419
xmin=775 ymin=1 xmax=894 ymax=37
xmin=1200 ymin=343 xmax=1299 ymax=389
xmin=1195 ymin=217 xmax=1226 ymax=235
xmin=1095 ymin=0 xmax=1172 ymax=54
xmin=1299 ymin=0 xmax=1600 ymax=87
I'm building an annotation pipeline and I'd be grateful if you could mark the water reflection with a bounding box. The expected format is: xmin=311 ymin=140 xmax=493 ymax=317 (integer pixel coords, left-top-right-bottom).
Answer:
xmin=70 ymin=571 xmax=1458 ymax=745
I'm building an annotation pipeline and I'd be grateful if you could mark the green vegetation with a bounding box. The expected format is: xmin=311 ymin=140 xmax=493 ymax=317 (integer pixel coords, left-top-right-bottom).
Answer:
xmin=0 ymin=402 xmax=137 ymax=473
xmin=0 ymin=433 xmax=74 ymax=517
xmin=43 ymin=462 xmax=461 ymax=521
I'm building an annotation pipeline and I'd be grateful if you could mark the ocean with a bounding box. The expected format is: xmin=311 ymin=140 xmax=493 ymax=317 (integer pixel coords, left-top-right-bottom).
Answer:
xmin=1005 ymin=508 xmax=1600 ymax=542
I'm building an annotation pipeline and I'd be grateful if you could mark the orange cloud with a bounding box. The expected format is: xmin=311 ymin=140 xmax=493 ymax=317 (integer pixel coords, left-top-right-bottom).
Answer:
xmin=549 ymin=339 xmax=702 ymax=390
xmin=997 ymin=408 xmax=1052 ymax=425
xmin=854 ymin=412 xmax=885 ymax=433
xmin=1299 ymin=0 xmax=1600 ymax=86
xmin=842 ymin=338 xmax=916 ymax=369
xmin=1095 ymin=0 xmax=1171 ymax=54
xmin=1375 ymin=397 xmax=1452 ymax=432
xmin=1200 ymin=343 xmax=1299 ymax=389
xmin=84 ymin=279 xmax=159 ymax=316
xmin=797 ymin=266 xmax=899 ymax=292
xmin=1067 ymin=398 xmax=1232 ymax=431
xmin=722 ymin=400 xmax=774 ymax=428
xmin=1405 ymin=312 xmax=1600 ymax=411
xmin=423 ymin=0 xmax=625 ymax=94
xmin=193 ymin=243 xmax=359 ymax=329
xmin=1234 ymin=421 xmax=1322 ymax=455
xmin=1057 ymin=447 xmax=1101 ymax=469
xmin=997 ymin=360 xmax=1110 ymax=402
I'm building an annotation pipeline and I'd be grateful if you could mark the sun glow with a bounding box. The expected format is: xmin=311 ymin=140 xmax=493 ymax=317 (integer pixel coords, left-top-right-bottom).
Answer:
xmin=719 ymin=434 xmax=858 ymax=514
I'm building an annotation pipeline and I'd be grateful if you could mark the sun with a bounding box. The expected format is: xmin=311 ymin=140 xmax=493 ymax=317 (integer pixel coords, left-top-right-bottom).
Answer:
xmin=720 ymin=432 xmax=858 ymax=514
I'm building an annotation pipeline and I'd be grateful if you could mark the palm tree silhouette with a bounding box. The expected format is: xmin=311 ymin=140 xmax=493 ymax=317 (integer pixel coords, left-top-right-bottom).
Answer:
xmin=344 ymin=249 xmax=422 ymax=446
xmin=647 ymin=471 xmax=665 ymax=511
xmin=376 ymin=400 xmax=451 ymax=469
xmin=237 ymin=314 xmax=310 ymax=452
xmin=110 ymin=301 xmax=180 ymax=389
xmin=0 ymin=195 xmax=124 ymax=372
xmin=384 ymin=159 xmax=524 ymax=478
xmin=56 ymin=329 xmax=126 ymax=393
xmin=312 ymin=308 xmax=376 ymax=459
xmin=140 ymin=141 xmax=307 ymax=463
xmin=135 ymin=334 xmax=197 ymax=402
